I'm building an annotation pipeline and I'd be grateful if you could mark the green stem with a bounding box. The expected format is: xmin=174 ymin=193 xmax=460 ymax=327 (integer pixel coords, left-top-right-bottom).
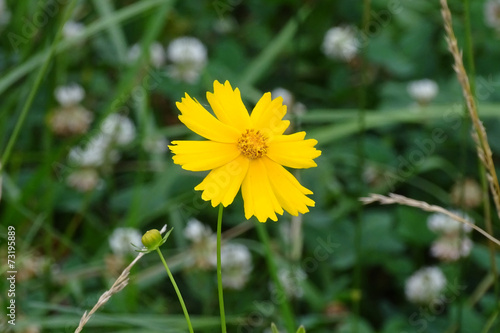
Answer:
xmin=217 ymin=204 xmax=227 ymax=333
xmin=256 ymin=222 xmax=296 ymax=332
xmin=353 ymin=0 xmax=371 ymax=330
xmin=156 ymin=248 xmax=194 ymax=333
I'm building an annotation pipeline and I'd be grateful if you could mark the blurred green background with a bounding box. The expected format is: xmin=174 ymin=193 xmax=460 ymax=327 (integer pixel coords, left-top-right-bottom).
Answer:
xmin=1 ymin=0 xmax=500 ymax=332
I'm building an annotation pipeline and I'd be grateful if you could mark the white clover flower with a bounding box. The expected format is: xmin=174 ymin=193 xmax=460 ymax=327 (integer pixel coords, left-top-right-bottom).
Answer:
xmin=221 ymin=244 xmax=253 ymax=289
xmin=430 ymin=235 xmax=473 ymax=262
xmin=142 ymin=134 xmax=169 ymax=154
xmin=167 ymin=36 xmax=207 ymax=64
xmin=0 ymin=0 xmax=11 ymax=26
xmin=68 ymin=135 xmax=113 ymax=167
xmin=48 ymin=105 xmax=93 ymax=136
xmin=100 ymin=114 xmax=136 ymax=147
xmin=271 ymin=88 xmax=294 ymax=108
xmin=66 ymin=168 xmax=100 ymax=192
xmin=322 ymin=26 xmax=360 ymax=61
xmin=271 ymin=87 xmax=307 ymax=117
xmin=184 ymin=218 xmax=213 ymax=243
xmin=485 ymin=1 xmax=500 ymax=29
xmin=214 ymin=17 xmax=236 ymax=34
xmin=427 ymin=210 xmax=473 ymax=235
xmin=128 ymin=42 xmax=166 ymax=68
xmin=272 ymin=266 xmax=307 ymax=299
xmin=450 ymin=178 xmax=482 ymax=209
xmin=166 ymin=36 xmax=207 ymax=83
xmin=407 ymin=79 xmax=438 ymax=105
xmin=55 ymin=83 xmax=85 ymax=107
xmin=127 ymin=44 xmax=142 ymax=64
xmin=109 ymin=227 xmax=143 ymax=256
xmin=185 ymin=219 xmax=217 ymax=269
xmin=405 ymin=267 xmax=447 ymax=305
xmin=211 ymin=243 xmax=253 ymax=289
xmin=63 ymin=21 xmax=85 ymax=39
xmin=150 ymin=42 xmax=166 ymax=68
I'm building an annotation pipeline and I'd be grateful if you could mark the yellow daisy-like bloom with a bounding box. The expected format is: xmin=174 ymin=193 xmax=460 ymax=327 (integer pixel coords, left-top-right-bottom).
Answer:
xmin=169 ymin=80 xmax=321 ymax=222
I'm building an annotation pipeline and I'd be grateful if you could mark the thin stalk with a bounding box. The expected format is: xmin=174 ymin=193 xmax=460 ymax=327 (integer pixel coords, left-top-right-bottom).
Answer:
xmin=156 ymin=248 xmax=194 ymax=333
xmin=481 ymin=308 xmax=499 ymax=333
xmin=256 ymin=222 xmax=296 ymax=332
xmin=463 ymin=0 xmax=498 ymax=299
xmin=217 ymin=204 xmax=227 ymax=333
xmin=353 ymin=0 xmax=371 ymax=329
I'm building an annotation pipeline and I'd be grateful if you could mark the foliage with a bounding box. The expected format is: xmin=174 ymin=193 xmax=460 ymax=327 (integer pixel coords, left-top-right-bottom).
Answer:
xmin=1 ymin=0 xmax=500 ymax=332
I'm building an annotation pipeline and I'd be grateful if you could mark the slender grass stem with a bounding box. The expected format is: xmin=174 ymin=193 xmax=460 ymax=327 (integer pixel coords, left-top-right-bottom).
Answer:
xmin=256 ymin=222 xmax=296 ymax=332
xmin=217 ymin=204 xmax=227 ymax=333
xmin=463 ymin=0 xmax=498 ymax=301
xmin=156 ymin=248 xmax=194 ymax=333
xmin=353 ymin=0 xmax=371 ymax=330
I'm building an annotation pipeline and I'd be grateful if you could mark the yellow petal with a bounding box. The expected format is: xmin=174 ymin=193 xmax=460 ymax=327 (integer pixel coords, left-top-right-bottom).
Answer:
xmin=241 ymin=159 xmax=284 ymax=222
xmin=177 ymin=93 xmax=240 ymax=143
xmin=267 ymin=132 xmax=322 ymax=169
xmin=194 ymin=155 xmax=250 ymax=207
xmin=262 ymin=157 xmax=315 ymax=216
xmin=169 ymin=141 xmax=241 ymax=171
xmin=206 ymin=81 xmax=251 ymax=132
xmin=250 ymin=92 xmax=290 ymax=137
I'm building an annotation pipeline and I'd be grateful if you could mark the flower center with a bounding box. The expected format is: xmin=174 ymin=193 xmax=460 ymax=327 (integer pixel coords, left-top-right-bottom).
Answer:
xmin=237 ymin=129 xmax=268 ymax=159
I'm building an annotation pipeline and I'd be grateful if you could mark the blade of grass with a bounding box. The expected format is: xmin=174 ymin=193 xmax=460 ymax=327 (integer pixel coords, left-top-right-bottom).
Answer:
xmin=0 ymin=0 xmax=165 ymax=95
xmin=92 ymin=0 xmax=128 ymax=63
xmin=0 ymin=0 xmax=78 ymax=171
xmin=237 ymin=4 xmax=312 ymax=89
xmin=307 ymin=104 xmax=500 ymax=145
xmin=95 ymin=0 xmax=174 ymax=122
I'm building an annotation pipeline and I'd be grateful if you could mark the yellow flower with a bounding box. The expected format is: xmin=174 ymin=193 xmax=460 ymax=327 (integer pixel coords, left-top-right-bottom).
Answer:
xmin=169 ymin=80 xmax=321 ymax=222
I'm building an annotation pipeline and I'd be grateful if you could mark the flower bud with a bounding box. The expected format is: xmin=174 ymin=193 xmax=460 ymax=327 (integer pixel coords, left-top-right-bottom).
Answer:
xmin=142 ymin=229 xmax=162 ymax=250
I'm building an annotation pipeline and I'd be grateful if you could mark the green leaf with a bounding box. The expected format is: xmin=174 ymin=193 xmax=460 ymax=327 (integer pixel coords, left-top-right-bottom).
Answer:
xmin=296 ymin=325 xmax=306 ymax=333
xmin=395 ymin=206 xmax=434 ymax=246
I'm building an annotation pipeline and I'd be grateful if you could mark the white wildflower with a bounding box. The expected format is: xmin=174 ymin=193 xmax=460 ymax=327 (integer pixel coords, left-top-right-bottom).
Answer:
xmin=405 ymin=267 xmax=446 ymax=305
xmin=0 ymin=0 xmax=11 ymax=26
xmin=63 ymin=21 xmax=85 ymax=39
xmin=109 ymin=227 xmax=143 ymax=256
xmin=66 ymin=168 xmax=100 ymax=192
xmin=430 ymin=235 xmax=473 ymax=262
xmin=100 ymin=114 xmax=136 ymax=146
xmin=184 ymin=218 xmax=213 ymax=243
xmin=485 ymin=0 xmax=500 ymax=29
xmin=143 ymin=134 xmax=169 ymax=154
xmin=55 ymin=83 xmax=85 ymax=107
xmin=272 ymin=266 xmax=307 ymax=299
xmin=427 ymin=210 xmax=473 ymax=235
xmin=322 ymin=26 xmax=360 ymax=61
xmin=214 ymin=17 xmax=236 ymax=34
xmin=185 ymin=219 xmax=217 ymax=269
xmin=48 ymin=105 xmax=93 ymax=136
xmin=271 ymin=88 xmax=294 ymax=109
xmin=211 ymin=243 xmax=253 ymax=290
xmin=450 ymin=178 xmax=482 ymax=209
xmin=68 ymin=135 xmax=113 ymax=167
xmin=407 ymin=79 xmax=438 ymax=105
xmin=166 ymin=36 xmax=207 ymax=83
xmin=271 ymin=87 xmax=307 ymax=117
xmin=128 ymin=42 xmax=166 ymax=68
